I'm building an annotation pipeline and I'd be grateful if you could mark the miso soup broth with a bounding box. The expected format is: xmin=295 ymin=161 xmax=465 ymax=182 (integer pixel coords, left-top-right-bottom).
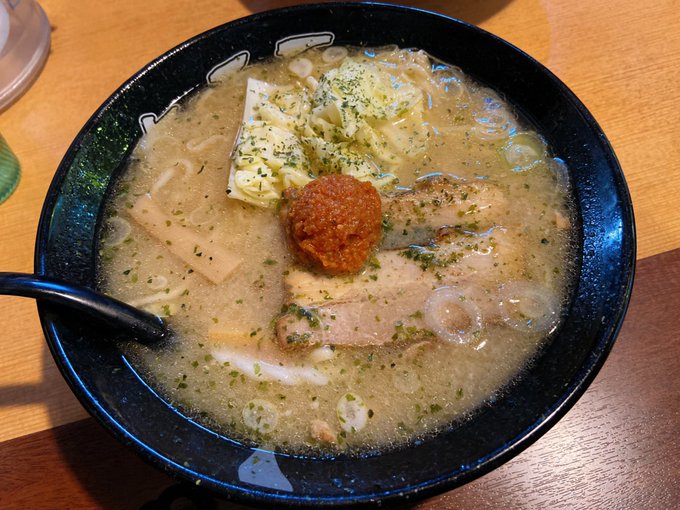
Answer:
xmin=98 ymin=46 xmax=576 ymax=454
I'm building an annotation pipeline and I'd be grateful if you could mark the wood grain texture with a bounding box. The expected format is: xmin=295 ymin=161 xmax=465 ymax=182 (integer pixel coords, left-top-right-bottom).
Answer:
xmin=0 ymin=0 xmax=678 ymax=507
xmin=1 ymin=249 xmax=678 ymax=509
xmin=1 ymin=0 xmax=677 ymax=442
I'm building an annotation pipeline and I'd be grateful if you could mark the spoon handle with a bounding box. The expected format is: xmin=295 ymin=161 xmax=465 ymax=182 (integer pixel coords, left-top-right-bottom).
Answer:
xmin=0 ymin=272 xmax=168 ymax=343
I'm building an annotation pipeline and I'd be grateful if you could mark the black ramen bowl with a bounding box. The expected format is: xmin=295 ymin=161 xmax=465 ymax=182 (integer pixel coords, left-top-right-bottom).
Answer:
xmin=37 ymin=2 xmax=635 ymax=507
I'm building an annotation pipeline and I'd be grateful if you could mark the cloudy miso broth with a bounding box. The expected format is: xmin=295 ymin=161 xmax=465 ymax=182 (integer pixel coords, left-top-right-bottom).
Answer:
xmin=98 ymin=47 xmax=575 ymax=454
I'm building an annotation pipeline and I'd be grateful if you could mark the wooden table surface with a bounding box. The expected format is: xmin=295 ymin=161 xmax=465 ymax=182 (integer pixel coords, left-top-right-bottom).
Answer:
xmin=1 ymin=0 xmax=678 ymax=508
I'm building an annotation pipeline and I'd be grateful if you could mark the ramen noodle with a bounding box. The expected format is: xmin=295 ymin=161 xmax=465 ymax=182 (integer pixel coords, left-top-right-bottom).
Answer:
xmin=98 ymin=46 xmax=575 ymax=454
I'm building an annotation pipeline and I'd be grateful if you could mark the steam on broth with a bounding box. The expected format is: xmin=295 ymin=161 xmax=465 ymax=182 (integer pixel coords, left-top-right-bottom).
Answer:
xmin=98 ymin=46 xmax=575 ymax=454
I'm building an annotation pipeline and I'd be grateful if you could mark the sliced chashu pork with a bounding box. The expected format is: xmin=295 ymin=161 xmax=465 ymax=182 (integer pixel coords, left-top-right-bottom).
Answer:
xmin=380 ymin=175 xmax=508 ymax=249
xmin=276 ymin=280 xmax=436 ymax=349
xmin=275 ymin=227 xmax=524 ymax=349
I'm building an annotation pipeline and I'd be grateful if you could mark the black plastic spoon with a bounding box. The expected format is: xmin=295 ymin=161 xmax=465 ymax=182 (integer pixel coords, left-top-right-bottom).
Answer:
xmin=0 ymin=272 xmax=169 ymax=343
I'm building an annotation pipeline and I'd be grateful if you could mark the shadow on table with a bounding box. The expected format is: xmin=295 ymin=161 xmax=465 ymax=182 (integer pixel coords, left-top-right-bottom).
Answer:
xmin=0 ymin=347 xmax=82 ymax=425
xmin=238 ymin=0 xmax=514 ymax=25
xmin=0 ymin=346 xmax=254 ymax=509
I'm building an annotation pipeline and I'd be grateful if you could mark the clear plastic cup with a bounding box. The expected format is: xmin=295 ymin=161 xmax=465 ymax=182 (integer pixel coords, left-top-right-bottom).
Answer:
xmin=0 ymin=0 xmax=51 ymax=110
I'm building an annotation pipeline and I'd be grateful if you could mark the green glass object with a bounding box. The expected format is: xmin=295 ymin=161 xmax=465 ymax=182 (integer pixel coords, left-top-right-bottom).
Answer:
xmin=0 ymin=134 xmax=21 ymax=204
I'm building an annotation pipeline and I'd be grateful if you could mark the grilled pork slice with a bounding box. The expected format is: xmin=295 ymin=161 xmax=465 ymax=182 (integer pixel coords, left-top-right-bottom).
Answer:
xmin=283 ymin=250 xmax=430 ymax=307
xmin=380 ymin=175 xmax=508 ymax=249
xmin=276 ymin=282 xmax=434 ymax=349
xmin=275 ymin=227 xmax=523 ymax=349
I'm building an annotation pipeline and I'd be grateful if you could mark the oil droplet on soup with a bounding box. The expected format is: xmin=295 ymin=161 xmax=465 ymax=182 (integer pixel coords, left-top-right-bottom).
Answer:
xmin=98 ymin=46 xmax=576 ymax=455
